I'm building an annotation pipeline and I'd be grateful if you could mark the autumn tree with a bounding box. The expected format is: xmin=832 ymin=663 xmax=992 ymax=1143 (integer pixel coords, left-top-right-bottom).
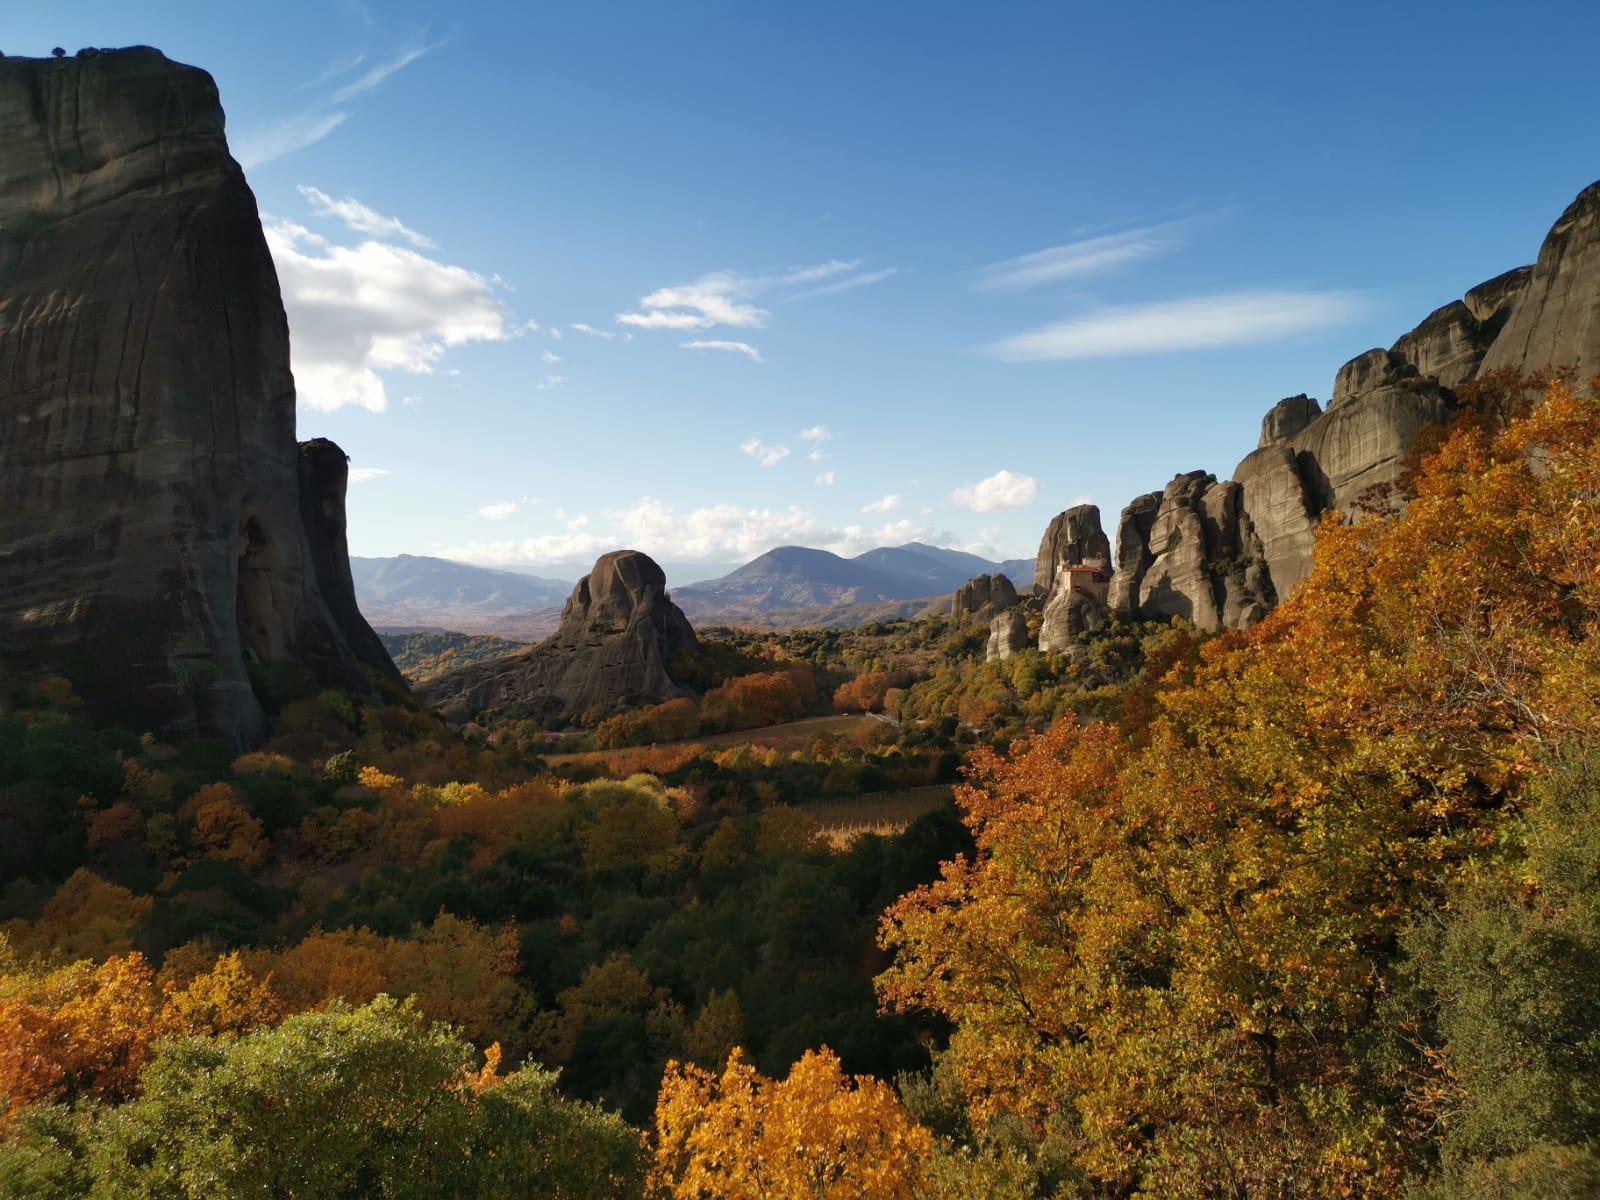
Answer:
xmin=651 ymin=1046 xmax=932 ymax=1200
xmin=878 ymin=382 xmax=1600 ymax=1195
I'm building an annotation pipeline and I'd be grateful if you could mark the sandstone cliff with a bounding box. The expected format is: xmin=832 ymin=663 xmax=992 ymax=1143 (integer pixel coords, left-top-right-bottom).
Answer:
xmin=0 ymin=48 xmax=396 ymax=745
xmin=417 ymin=551 xmax=700 ymax=722
xmin=986 ymin=609 xmax=1030 ymax=662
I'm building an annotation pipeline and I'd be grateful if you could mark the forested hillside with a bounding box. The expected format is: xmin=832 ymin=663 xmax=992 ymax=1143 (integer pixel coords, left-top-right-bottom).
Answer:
xmin=2 ymin=378 xmax=1597 ymax=1196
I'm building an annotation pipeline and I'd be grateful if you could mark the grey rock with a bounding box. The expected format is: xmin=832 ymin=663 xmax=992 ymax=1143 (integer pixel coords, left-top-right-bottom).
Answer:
xmin=1232 ymin=444 xmax=1321 ymax=599
xmin=1108 ymin=492 xmax=1161 ymax=614
xmin=1130 ymin=473 xmax=1273 ymax=632
xmin=986 ymin=609 xmax=1030 ymax=661
xmin=1033 ymin=504 xmax=1112 ymax=598
xmin=1039 ymin=583 xmax=1107 ymax=653
xmin=951 ymin=572 xmax=1019 ymax=623
xmin=1481 ymin=181 xmax=1600 ymax=377
xmin=1464 ymin=265 xmax=1533 ymax=325
xmin=418 ymin=551 xmax=700 ymax=721
xmin=0 ymin=47 xmax=395 ymax=745
xmin=1258 ymin=395 xmax=1322 ymax=447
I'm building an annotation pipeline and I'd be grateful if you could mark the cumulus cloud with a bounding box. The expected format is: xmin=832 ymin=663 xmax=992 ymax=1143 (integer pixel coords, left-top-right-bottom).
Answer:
xmin=264 ymin=217 xmax=515 ymax=412
xmin=477 ymin=501 xmax=517 ymax=520
xmin=445 ymin=499 xmax=955 ymax=569
xmin=348 ymin=467 xmax=391 ymax=484
xmin=618 ymin=271 xmax=769 ymax=331
xmin=989 ymin=291 xmax=1362 ymax=362
xmin=740 ymin=437 xmax=790 ymax=468
xmin=862 ymin=493 xmax=902 ymax=514
xmin=298 ymin=186 xmax=435 ymax=248
xmin=951 ymin=469 xmax=1040 ymax=513
xmin=975 ymin=220 xmax=1189 ymax=290
xmin=682 ymin=339 xmax=765 ymax=363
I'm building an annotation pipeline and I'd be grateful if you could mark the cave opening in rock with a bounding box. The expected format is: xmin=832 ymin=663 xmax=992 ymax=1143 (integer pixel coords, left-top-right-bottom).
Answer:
xmin=236 ymin=514 xmax=287 ymax=664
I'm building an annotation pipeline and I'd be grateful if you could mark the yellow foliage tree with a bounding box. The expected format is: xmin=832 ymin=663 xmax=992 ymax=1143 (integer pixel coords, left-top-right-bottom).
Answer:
xmin=652 ymin=1047 xmax=932 ymax=1200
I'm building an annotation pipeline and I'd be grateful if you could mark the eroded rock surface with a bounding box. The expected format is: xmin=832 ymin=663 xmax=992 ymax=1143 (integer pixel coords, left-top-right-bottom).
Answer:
xmin=1034 ymin=504 xmax=1112 ymax=598
xmin=418 ymin=551 xmax=700 ymax=721
xmin=1481 ymin=182 xmax=1600 ymax=376
xmin=951 ymin=573 xmax=1019 ymax=623
xmin=986 ymin=609 xmax=1030 ymax=662
xmin=0 ymin=48 xmax=395 ymax=744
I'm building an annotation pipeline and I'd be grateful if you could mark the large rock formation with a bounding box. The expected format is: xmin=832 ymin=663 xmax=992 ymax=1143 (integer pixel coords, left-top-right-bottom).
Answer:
xmin=418 ymin=551 xmax=700 ymax=722
xmin=0 ymin=47 xmax=397 ymax=745
xmin=951 ymin=573 xmax=1019 ymax=623
xmin=1111 ymin=472 xmax=1274 ymax=632
xmin=1481 ymin=182 xmax=1600 ymax=376
xmin=1033 ymin=504 xmax=1112 ymax=597
xmin=986 ymin=608 xmax=1030 ymax=661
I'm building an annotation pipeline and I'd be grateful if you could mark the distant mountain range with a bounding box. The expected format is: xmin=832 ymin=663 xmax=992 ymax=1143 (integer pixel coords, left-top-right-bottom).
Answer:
xmin=352 ymin=544 xmax=1035 ymax=636
xmin=673 ymin=542 xmax=1034 ymax=620
xmin=351 ymin=555 xmax=572 ymax=634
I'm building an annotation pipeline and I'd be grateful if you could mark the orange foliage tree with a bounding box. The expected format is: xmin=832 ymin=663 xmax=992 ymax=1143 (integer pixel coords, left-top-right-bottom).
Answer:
xmin=877 ymin=381 xmax=1600 ymax=1194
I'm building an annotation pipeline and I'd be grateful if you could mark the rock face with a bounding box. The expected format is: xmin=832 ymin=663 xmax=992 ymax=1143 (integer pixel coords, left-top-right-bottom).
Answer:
xmin=1481 ymin=182 xmax=1600 ymax=377
xmin=418 ymin=551 xmax=700 ymax=721
xmin=1033 ymin=178 xmax=1598 ymax=633
xmin=951 ymin=573 xmax=1019 ymax=623
xmin=0 ymin=48 xmax=396 ymax=745
xmin=1233 ymin=357 xmax=1454 ymax=599
xmin=986 ymin=609 xmax=1030 ymax=662
xmin=1034 ymin=504 xmax=1112 ymax=598
xmin=1039 ymin=585 xmax=1107 ymax=653
xmin=1112 ymin=472 xmax=1274 ymax=632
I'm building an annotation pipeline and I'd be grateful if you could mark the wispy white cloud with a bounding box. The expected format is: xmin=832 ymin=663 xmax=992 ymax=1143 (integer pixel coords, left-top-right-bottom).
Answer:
xmin=862 ymin=493 xmax=902 ymax=514
xmin=348 ymin=467 xmax=391 ymax=484
xmin=798 ymin=425 xmax=832 ymax=443
xmin=477 ymin=501 xmax=517 ymax=520
xmin=264 ymin=215 xmax=515 ymax=413
xmin=682 ymin=339 xmax=764 ymax=363
xmin=989 ymin=291 xmax=1363 ymax=361
xmin=542 ymin=349 xmax=563 ymax=364
xmin=235 ymin=111 xmax=350 ymax=169
xmin=571 ymin=323 xmax=619 ymax=339
xmin=951 ymin=469 xmax=1040 ymax=512
xmin=330 ymin=42 xmax=438 ymax=103
xmin=300 ymin=50 xmax=368 ymax=90
xmin=618 ymin=259 xmax=893 ymax=332
xmin=815 ymin=470 xmax=836 ymax=486
xmin=789 ymin=267 xmax=897 ymax=301
xmin=782 ymin=259 xmax=861 ymax=285
xmin=975 ymin=220 xmax=1189 ymax=290
xmin=740 ymin=437 xmax=790 ymax=468
xmin=298 ymin=186 xmax=435 ymax=248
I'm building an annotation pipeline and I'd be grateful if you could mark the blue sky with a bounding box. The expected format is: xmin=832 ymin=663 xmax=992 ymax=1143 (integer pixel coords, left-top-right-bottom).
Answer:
xmin=11 ymin=2 xmax=1600 ymax=581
